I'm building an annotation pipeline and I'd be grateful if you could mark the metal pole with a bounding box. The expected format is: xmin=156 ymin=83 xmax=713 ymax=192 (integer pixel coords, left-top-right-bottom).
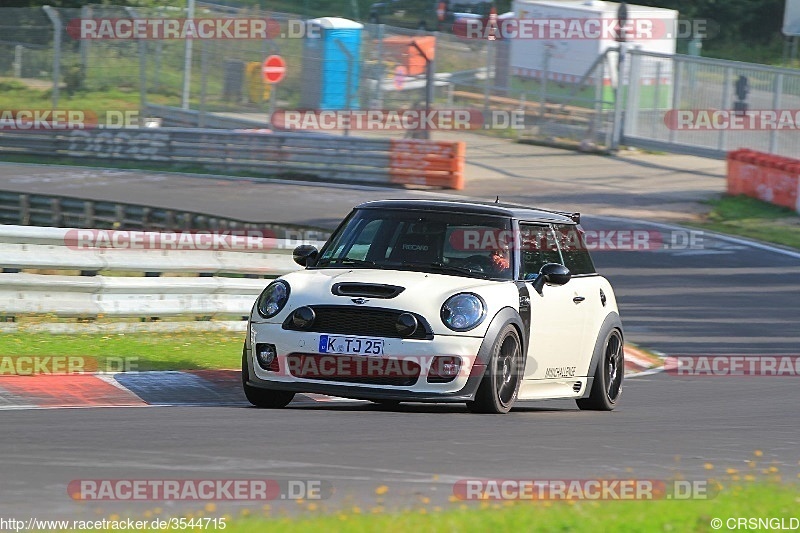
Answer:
xmin=668 ymin=58 xmax=683 ymax=145
xmin=411 ymin=40 xmax=433 ymax=140
xmin=610 ymin=44 xmax=626 ymax=151
xmin=199 ymin=40 xmax=208 ymax=128
xmin=181 ymin=0 xmax=196 ymax=110
xmin=154 ymin=41 xmax=162 ymax=92
xmin=42 ymin=6 xmax=61 ymax=108
xmin=484 ymin=41 xmax=491 ymax=116
xmin=769 ymin=74 xmax=783 ymax=154
xmin=718 ymin=67 xmax=731 ymax=151
xmin=80 ymin=6 xmax=90 ymax=75
xmin=541 ymin=45 xmax=551 ymax=120
xmin=13 ymin=45 xmax=22 ymax=78
xmin=375 ymin=24 xmax=385 ymax=108
xmin=651 ymin=61 xmax=662 ymax=139
xmin=625 ymin=49 xmax=641 ymax=139
xmin=125 ymin=7 xmax=147 ymax=114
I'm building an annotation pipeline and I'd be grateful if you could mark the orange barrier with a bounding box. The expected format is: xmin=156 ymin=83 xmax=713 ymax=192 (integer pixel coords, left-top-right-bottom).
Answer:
xmin=727 ymin=149 xmax=800 ymax=213
xmin=389 ymin=139 xmax=465 ymax=190
xmin=382 ymin=36 xmax=436 ymax=77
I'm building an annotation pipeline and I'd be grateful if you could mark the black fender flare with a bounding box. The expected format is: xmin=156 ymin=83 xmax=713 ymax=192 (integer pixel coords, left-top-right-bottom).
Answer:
xmin=472 ymin=307 xmax=527 ymax=379
xmin=582 ymin=312 xmax=624 ymax=398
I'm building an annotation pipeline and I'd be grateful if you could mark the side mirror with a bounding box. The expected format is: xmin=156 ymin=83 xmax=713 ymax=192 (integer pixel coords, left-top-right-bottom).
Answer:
xmin=531 ymin=263 xmax=571 ymax=295
xmin=293 ymin=245 xmax=318 ymax=267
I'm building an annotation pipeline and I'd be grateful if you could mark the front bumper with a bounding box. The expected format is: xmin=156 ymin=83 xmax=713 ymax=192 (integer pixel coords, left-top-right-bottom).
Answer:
xmin=246 ymin=323 xmax=487 ymax=402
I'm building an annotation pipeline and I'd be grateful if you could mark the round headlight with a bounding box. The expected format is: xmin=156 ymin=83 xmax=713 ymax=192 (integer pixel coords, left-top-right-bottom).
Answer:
xmin=256 ymin=280 xmax=290 ymax=318
xmin=441 ymin=293 xmax=486 ymax=332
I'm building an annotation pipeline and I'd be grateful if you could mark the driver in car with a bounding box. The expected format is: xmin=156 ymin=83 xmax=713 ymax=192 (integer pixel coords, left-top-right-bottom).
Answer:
xmin=490 ymin=242 xmax=511 ymax=274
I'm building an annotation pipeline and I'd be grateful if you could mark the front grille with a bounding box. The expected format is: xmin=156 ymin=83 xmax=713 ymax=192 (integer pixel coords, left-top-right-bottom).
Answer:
xmin=282 ymin=305 xmax=432 ymax=340
xmin=286 ymin=353 xmax=420 ymax=387
xmin=573 ymin=381 xmax=582 ymax=393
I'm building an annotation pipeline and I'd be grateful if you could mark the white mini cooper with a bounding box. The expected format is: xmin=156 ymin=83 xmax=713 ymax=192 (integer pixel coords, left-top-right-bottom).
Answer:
xmin=243 ymin=200 xmax=624 ymax=413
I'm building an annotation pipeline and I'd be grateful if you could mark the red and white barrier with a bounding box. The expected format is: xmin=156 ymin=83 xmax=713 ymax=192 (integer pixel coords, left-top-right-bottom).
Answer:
xmin=727 ymin=149 xmax=800 ymax=213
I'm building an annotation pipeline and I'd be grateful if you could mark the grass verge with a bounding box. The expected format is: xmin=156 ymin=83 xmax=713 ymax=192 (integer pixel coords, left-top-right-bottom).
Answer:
xmin=0 ymin=330 xmax=242 ymax=371
xmin=75 ymin=480 xmax=798 ymax=532
xmin=690 ymin=195 xmax=800 ymax=250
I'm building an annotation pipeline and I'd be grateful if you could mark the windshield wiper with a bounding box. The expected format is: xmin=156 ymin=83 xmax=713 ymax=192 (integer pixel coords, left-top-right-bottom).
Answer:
xmin=401 ymin=261 xmax=488 ymax=278
xmin=319 ymin=258 xmax=377 ymax=267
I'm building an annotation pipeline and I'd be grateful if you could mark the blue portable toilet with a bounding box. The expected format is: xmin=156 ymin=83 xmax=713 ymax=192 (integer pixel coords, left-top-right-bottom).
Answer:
xmin=300 ymin=17 xmax=362 ymax=110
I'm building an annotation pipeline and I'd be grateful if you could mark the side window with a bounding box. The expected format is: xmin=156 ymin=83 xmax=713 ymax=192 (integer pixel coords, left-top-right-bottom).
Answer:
xmin=554 ymin=224 xmax=596 ymax=275
xmin=519 ymin=223 xmax=562 ymax=280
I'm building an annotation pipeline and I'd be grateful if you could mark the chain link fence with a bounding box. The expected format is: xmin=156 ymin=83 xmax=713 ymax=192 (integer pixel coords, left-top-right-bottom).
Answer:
xmin=625 ymin=49 xmax=800 ymax=158
xmin=2 ymin=6 xmax=799 ymax=156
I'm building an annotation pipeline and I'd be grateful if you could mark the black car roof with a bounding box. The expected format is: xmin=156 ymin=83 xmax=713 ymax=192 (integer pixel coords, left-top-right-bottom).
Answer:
xmin=355 ymin=199 xmax=579 ymax=224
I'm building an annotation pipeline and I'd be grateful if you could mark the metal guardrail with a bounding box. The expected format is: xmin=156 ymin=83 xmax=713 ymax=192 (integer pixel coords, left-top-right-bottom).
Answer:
xmin=0 ymin=191 xmax=327 ymax=236
xmin=0 ymin=126 xmax=465 ymax=189
xmin=0 ymin=224 xmax=325 ymax=318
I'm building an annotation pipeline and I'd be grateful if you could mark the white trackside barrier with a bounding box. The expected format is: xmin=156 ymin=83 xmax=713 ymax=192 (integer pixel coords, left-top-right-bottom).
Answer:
xmin=0 ymin=224 xmax=325 ymax=317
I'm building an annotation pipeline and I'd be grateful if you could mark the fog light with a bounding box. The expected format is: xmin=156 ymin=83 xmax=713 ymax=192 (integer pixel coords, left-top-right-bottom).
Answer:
xmin=292 ymin=306 xmax=316 ymax=329
xmin=427 ymin=356 xmax=462 ymax=383
xmin=395 ymin=313 xmax=418 ymax=337
xmin=255 ymin=343 xmax=278 ymax=371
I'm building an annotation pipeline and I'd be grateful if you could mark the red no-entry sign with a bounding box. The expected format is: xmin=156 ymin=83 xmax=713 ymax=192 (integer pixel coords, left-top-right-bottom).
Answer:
xmin=262 ymin=55 xmax=286 ymax=84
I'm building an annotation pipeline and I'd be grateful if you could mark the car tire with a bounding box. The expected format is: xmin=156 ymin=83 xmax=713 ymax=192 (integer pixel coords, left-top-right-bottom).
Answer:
xmin=242 ymin=347 xmax=295 ymax=408
xmin=466 ymin=325 xmax=522 ymax=414
xmin=576 ymin=328 xmax=624 ymax=411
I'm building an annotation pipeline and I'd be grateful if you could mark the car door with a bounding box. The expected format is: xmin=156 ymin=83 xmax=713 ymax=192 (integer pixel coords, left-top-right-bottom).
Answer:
xmin=553 ymin=223 xmax=605 ymax=376
xmin=518 ymin=223 xmax=589 ymax=381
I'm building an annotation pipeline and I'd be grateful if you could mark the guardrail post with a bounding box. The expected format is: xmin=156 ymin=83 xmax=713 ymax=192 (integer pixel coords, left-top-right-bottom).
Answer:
xmin=84 ymin=201 xmax=94 ymax=227
xmin=51 ymin=198 xmax=62 ymax=227
xmin=19 ymin=194 xmax=30 ymax=225
xmin=115 ymin=204 xmax=125 ymax=227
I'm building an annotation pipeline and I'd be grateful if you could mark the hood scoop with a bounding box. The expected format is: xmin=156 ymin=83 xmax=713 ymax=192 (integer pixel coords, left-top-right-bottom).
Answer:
xmin=331 ymin=282 xmax=405 ymax=299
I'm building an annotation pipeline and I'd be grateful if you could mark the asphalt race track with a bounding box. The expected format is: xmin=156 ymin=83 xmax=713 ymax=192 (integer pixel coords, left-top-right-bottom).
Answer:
xmin=1 ymin=166 xmax=799 ymax=520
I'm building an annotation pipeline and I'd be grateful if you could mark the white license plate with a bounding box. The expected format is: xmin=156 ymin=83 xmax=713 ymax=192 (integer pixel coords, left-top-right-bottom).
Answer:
xmin=318 ymin=335 xmax=384 ymax=356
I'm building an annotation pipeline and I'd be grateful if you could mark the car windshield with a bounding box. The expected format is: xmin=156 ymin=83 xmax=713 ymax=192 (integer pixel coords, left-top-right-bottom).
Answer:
xmin=315 ymin=208 xmax=514 ymax=280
